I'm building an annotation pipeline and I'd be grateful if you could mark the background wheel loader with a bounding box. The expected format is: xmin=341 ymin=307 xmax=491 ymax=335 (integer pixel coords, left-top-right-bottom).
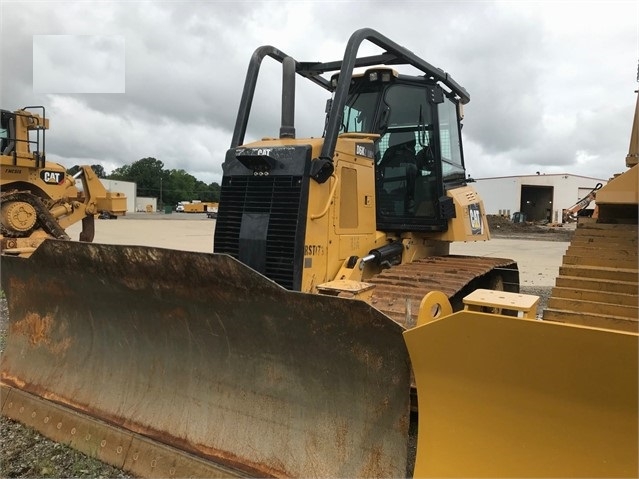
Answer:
xmin=1 ymin=28 xmax=637 ymax=479
xmin=0 ymin=106 xmax=127 ymax=256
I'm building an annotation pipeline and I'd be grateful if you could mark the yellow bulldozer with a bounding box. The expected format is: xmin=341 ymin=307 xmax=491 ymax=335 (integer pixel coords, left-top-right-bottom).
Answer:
xmin=0 ymin=106 xmax=127 ymax=256
xmin=1 ymin=29 xmax=637 ymax=478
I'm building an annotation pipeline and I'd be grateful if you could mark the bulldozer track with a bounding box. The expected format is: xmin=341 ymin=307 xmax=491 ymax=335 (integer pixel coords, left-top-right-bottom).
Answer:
xmin=0 ymin=190 xmax=69 ymax=240
xmin=364 ymin=255 xmax=520 ymax=328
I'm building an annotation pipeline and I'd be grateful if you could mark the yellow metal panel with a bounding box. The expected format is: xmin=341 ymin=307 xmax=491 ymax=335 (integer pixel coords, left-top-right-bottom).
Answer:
xmin=404 ymin=312 xmax=638 ymax=478
xmin=542 ymin=309 xmax=638 ymax=333
xmin=463 ymin=288 xmax=539 ymax=318
xmin=562 ymin=254 xmax=637 ymax=270
xmin=437 ymin=186 xmax=491 ymax=242
xmin=559 ymin=265 xmax=637 ymax=282
xmin=551 ymin=286 xmax=638 ymax=306
xmin=332 ymin=138 xmax=377 ymax=236
xmin=338 ymin=234 xmax=365 ymax=259
xmin=596 ymin=164 xmax=639 ymax=205
xmin=547 ymin=296 xmax=638 ymax=318
xmin=417 ymin=291 xmax=453 ymax=326
xmin=300 ymin=142 xmax=332 ymax=293
xmin=567 ymin=245 xmax=638 ymax=261
xmin=338 ymin=166 xmax=358 ymax=228
xmin=556 ymin=275 xmax=637 ymax=294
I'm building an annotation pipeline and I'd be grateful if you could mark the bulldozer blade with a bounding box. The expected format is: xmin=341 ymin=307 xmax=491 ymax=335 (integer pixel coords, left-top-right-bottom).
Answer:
xmin=1 ymin=240 xmax=411 ymax=478
xmin=404 ymin=310 xmax=638 ymax=478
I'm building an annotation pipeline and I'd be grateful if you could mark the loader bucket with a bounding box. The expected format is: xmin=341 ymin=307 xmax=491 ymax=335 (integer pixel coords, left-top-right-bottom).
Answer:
xmin=404 ymin=310 xmax=638 ymax=478
xmin=1 ymin=240 xmax=411 ymax=478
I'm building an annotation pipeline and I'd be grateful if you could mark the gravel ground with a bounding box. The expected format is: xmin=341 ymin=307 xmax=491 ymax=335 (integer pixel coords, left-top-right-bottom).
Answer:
xmin=0 ymin=219 xmax=561 ymax=478
xmin=0 ymin=417 xmax=133 ymax=479
xmin=488 ymin=214 xmax=575 ymax=243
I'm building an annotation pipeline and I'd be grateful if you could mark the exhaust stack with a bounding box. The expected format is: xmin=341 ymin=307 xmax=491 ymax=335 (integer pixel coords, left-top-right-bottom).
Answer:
xmin=280 ymin=56 xmax=295 ymax=139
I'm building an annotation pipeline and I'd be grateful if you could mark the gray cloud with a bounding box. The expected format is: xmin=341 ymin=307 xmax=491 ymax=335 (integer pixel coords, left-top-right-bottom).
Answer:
xmin=1 ymin=0 xmax=637 ymax=184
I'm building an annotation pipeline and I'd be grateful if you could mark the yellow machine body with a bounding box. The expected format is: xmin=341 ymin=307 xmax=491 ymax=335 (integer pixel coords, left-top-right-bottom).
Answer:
xmin=1 ymin=107 xmax=126 ymax=256
xmin=404 ymin=295 xmax=638 ymax=478
xmin=239 ymin=134 xmax=493 ymax=297
xmin=595 ymin=163 xmax=639 ymax=211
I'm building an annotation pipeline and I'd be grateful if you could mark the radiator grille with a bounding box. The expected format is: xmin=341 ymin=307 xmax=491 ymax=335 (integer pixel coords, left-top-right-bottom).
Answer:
xmin=214 ymin=175 xmax=304 ymax=290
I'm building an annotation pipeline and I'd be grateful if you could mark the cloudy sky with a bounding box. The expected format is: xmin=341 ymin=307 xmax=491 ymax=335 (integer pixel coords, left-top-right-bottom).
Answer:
xmin=1 ymin=1 xmax=637 ymax=184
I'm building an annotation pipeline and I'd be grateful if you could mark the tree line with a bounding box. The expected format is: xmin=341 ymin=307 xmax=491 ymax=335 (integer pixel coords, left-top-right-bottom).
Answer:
xmin=69 ymin=157 xmax=220 ymax=208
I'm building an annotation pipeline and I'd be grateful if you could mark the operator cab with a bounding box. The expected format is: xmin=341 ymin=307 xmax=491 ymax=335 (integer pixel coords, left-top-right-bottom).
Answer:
xmin=336 ymin=68 xmax=466 ymax=232
xmin=1 ymin=107 xmax=47 ymax=166
xmin=0 ymin=109 xmax=15 ymax=156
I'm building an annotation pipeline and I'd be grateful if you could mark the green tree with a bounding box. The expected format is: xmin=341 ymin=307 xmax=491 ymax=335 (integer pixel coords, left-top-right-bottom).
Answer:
xmin=108 ymin=164 xmax=131 ymax=179
xmin=109 ymin=157 xmax=164 ymax=198
xmin=105 ymin=158 xmax=221 ymax=207
xmin=208 ymin=182 xmax=221 ymax=202
xmin=91 ymin=164 xmax=107 ymax=178
xmin=164 ymin=169 xmax=198 ymax=206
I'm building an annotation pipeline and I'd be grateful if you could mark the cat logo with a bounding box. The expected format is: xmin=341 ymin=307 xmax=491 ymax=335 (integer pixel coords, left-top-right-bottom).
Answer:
xmin=40 ymin=170 xmax=65 ymax=185
xmin=468 ymin=203 xmax=483 ymax=235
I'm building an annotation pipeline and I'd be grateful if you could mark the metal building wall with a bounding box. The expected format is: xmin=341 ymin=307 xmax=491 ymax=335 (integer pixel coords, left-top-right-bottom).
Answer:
xmin=471 ymin=174 xmax=606 ymax=222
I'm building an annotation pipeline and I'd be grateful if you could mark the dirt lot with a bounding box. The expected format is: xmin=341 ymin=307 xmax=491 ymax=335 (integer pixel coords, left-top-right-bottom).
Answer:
xmin=1 ymin=213 xmax=572 ymax=478
xmin=487 ymin=214 xmax=575 ymax=242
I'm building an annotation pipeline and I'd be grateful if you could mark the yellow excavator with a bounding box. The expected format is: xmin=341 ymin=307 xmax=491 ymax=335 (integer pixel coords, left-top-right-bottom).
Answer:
xmin=0 ymin=106 xmax=127 ymax=256
xmin=1 ymin=29 xmax=637 ymax=478
xmin=561 ymin=182 xmax=602 ymax=222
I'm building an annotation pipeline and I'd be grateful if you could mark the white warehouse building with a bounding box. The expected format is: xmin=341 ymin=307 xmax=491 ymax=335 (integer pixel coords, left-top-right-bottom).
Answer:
xmin=470 ymin=173 xmax=607 ymax=223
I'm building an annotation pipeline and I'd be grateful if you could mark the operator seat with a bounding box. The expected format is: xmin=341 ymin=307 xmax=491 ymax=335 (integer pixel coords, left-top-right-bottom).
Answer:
xmin=380 ymin=131 xmax=416 ymax=167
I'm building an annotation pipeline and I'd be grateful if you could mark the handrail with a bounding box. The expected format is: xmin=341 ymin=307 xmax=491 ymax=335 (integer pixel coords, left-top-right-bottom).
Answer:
xmin=310 ymin=174 xmax=339 ymax=220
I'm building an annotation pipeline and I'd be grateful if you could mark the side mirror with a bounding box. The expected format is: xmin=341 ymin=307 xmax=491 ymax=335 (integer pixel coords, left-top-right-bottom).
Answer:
xmin=310 ymin=157 xmax=334 ymax=184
